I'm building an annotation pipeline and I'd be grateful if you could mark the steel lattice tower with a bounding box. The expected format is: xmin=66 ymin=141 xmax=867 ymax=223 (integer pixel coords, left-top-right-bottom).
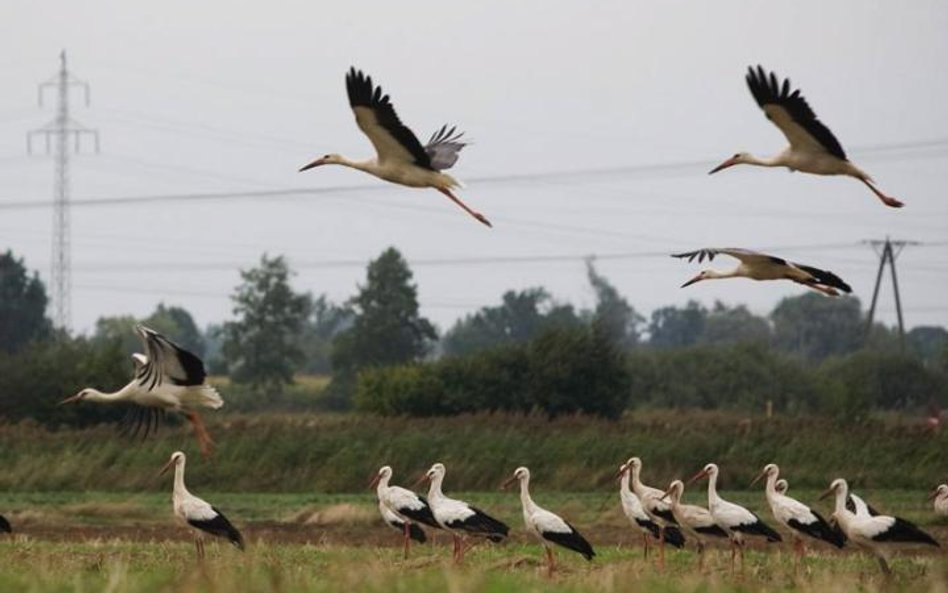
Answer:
xmin=28 ymin=51 xmax=99 ymax=330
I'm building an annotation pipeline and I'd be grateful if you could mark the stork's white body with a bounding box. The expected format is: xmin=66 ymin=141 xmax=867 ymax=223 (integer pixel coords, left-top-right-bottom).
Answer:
xmin=825 ymin=478 xmax=939 ymax=574
xmin=371 ymin=466 xmax=438 ymax=557
xmin=663 ymin=479 xmax=727 ymax=561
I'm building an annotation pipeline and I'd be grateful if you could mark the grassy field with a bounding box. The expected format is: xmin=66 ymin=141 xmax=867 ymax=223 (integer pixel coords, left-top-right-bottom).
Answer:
xmin=1 ymin=490 xmax=946 ymax=592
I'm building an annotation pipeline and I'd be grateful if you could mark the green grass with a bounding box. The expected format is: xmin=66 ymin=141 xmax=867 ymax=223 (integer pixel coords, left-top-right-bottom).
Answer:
xmin=0 ymin=410 xmax=945 ymax=494
xmin=0 ymin=539 xmax=945 ymax=593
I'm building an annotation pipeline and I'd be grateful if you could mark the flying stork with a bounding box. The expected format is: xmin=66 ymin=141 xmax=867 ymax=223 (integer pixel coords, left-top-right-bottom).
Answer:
xmin=502 ymin=466 xmax=595 ymax=575
xmin=751 ymin=463 xmax=844 ymax=565
xmin=60 ymin=325 xmax=223 ymax=455
xmin=661 ymin=479 xmax=729 ymax=569
xmin=821 ymin=478 xmax=939 ymax=574
xmin=928 ymin=484 xmax=948 ymax=518
xmin=299 ymin=68 xmax=491 ymax=227
xmin=370 ymin=465 xmax=440 ymax=558
xmin=419 ymin=463 xmax=509 ymax=563
xmin=688 ymin=463 xmax=782 ymax=573
xmin=616 ymin=462 xmax=685 ymax=559
xmin=710 ymin=65 xmax=903 ymax=208
xmin=673 ymin=247 xmax=852 ymax=297
xmin=623 ymin=457 xmax=684 ymax=569
xmin=159 ymin=451 xmax=244 ymax=559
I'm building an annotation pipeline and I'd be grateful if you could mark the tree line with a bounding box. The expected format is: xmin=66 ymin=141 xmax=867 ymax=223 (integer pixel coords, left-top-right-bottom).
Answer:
xmin=0 ymin=247 xmax=946 ymax=423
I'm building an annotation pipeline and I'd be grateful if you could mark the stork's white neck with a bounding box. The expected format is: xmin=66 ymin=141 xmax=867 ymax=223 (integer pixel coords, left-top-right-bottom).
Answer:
xmin=518 ymin=476 xmax=536 ymax=513
xmin=332 ymin=155 xmax=380 ymax=176
xmin=833 ymin=483 xmax=849 ymax=516
xmin=84 ymin=383 xmax=135 ymax=403
xmin=705 ymin=469 xmax=720 ymax=506
xmin=376 ymin=473 xmax=390 ymax=497
xmin=619 ymin=472 xmax=632 ymax=497
xmin=742 ymin=153 xmax=784 ymax=168
xmin=173 ymin=459 xmax=189 ymax=498
xmin=630 ymin=464 xmax=645 ymax=495
xmin=427 ymin=473 xmax=445 ymax=500
xmin=764 ymin=471 xmax=779 ymax=501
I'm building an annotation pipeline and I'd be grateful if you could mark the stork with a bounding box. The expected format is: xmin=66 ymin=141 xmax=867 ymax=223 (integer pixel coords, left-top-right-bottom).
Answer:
xmin=370 ymin=465 xmax=440 ymax=558
xmin=821 ymin=478 xmax=939 ymax=575
xmin=751 ymin=464 xmax=844 ymax=565
xmin=688 ymin=463 xmax=782 ymax=573
xmin=661 ymin=480 xmax=729 ymax=569
xmin=300 ymin=68 xmax=490 ymax=227
xmin=419 ymin=463 xmax=509 ymax=563
xmin=710 ymin=65 xmax=903 ymax=208
xmin=624 ymin=457 xmax=684 ymax=569
xmin=0 ymin=515 xmax=10 ymax=534
xmin=616 ymin=462 xmax=685 ymax=559
xmin=60 ymin=325 xmax=222 ymax=456
xmin=928 ymin=484 xmax=948 ymax=518
xmin=673 ymin=247 xmax=852 ymax=297
xmin=159 ymin=451 xmax=244 ymax=559
xmin=502 ymin=467 xmax=595 ymax=575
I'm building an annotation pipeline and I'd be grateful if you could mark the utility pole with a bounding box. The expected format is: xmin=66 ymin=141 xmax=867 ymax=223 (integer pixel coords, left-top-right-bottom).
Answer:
xmin=27 ymin=51 xmax=99 ymax=331
xmin=864 ymin=237 xmax=918 ymax=351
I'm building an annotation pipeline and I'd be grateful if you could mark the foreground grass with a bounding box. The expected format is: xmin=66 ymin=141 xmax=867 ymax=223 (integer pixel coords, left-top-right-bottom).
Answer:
xmin=0 ymin=539 xmax=945 ymax=593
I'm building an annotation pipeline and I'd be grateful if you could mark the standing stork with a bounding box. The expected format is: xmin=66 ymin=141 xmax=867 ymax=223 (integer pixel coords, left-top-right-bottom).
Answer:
xmin=370 ymin=465 xmax=440 ymax=558
xmin=60 ymin=325 xmax=222 ymax=456
xmin=710 ymin=65 xmax=903 ymax=208
xmin=820 ymin=478 xmax=939 ymax=575
xmin=159 ymin=451 xmax=244 ymax=559
xmin=624 ymin=457 xmax=684 ymax=569
xmin=502 ymin=467 xmax=595 ymax=575
xmin=299 ymin=68 xmax=490 ymax=227
xmin=673 ymin=247 xmax=852 ymax=297
xmin=688 ymin=463 xmax=782 ymax=573
xmin=928 ymin=484 xmax=948 ymax=518
xmin=419 ymin=463 xmax=509 ymax=563
xmin=751 ymin=464 xmax=844 ymax=565
xmin=661 ymin=480 xmax=729 ymax=569
xmin=616 ymin=462 xmax=685 ymax=559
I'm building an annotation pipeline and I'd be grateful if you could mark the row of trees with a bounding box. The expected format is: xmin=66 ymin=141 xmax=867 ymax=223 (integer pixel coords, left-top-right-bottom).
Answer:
xmin=1 ymin=246 xmax=946 ymax=421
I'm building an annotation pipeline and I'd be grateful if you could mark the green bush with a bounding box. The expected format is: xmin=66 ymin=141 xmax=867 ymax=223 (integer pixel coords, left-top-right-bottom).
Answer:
xmin=355 ymin=325 xmax=630 ymax=419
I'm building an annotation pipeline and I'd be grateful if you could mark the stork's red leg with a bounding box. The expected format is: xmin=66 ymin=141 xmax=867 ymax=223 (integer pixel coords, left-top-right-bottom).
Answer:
xmin=546 ymin=547 xmax=556 ymax=577
xmin=859 ymin=178 xmax=904 ymax=208
xmin=436 ymin=188 xmax=492 ymax=228
xmin=187 ymin=412 xmax=215 ymax=457
xmin=658 ymin=527 xmax=666 ymax=571
xmin=403 ymin=521 xmax=411 ymax=559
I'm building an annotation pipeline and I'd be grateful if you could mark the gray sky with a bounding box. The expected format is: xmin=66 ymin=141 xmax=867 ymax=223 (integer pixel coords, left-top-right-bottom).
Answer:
xmin=1 ymin=0 xmax=946 ymax=335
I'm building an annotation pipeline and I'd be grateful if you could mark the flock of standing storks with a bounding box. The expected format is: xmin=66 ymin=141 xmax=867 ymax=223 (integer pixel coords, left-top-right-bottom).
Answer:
xmin=1 ymin=65 xmax=943 ymax=578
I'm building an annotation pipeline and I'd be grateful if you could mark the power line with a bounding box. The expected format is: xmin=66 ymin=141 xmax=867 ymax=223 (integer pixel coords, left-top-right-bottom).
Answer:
xmin=2 ymin=136 xmax=948 ymax=212
xmin=864 ymin=237 xmax=920 ymax=351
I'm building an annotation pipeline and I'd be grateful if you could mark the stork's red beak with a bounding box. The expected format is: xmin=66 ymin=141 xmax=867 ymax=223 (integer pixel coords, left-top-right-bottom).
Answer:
xmin=686 ymin=469 xmax=709 ymax=486
xmin=818 ymin=487 xmax=835 ymax=501
xmin=411 ymin=474 xmax=429 ymax=489
xmin=500 ymin=476 xmax=518 ymax=490
xmin=927 ymin=489 xmax=939 ymax=502
xmin=368 ymin=473 xmax=382 ymax=490
xmin=660 ymin=488 xmax=673 ymax=502
xmin=709 ymin=156 xmax=739 ymax=175
xmin=681 ymin=274 xmax=703 ymax=288
xmin=613 ymin=465 xmax=629 ymax=481
xmin=299 ymin=156 xmax=327 ymax=172
xmin=58 ymin=393 xmax=82 ymax=406
xmin=749 ymin=471 xmax=766 ymax=488
xmin=158 ymin=458 xmax=175 ymax=477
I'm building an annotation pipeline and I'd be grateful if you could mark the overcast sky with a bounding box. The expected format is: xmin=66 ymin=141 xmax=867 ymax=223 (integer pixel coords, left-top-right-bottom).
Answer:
xmin=1 ymin=1 xmax=946 ymax=335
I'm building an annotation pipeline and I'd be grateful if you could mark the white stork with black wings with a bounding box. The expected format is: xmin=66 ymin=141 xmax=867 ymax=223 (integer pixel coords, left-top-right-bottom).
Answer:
xmin=370 ymin=465 xmax=440 ymax=558
xmin=160 ymin=451 xmax=244 ymax=559
xmin=299 ymin=67 xmax=491 ymax=227
xmin=710 ymin=65 xmax=903 ymax=208
xmin=60 ymin=324 xmax=223 ymax=455
xmin=673 ymin=247 xmax=852 ymax=297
